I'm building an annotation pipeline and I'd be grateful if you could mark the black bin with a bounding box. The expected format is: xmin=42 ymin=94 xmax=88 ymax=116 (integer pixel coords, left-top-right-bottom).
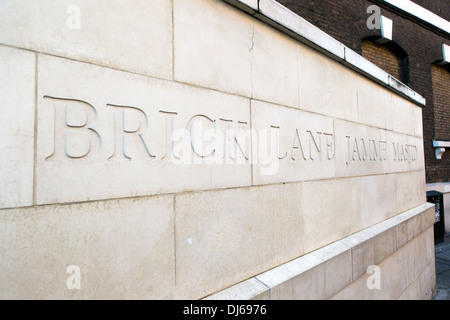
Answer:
xmin=427 ymin=190 xmax=445 ymax=244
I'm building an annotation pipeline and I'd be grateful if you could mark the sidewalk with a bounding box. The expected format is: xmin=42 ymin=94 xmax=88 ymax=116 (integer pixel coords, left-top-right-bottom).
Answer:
xmin=434 ymin=233 xmax=450 ymax=300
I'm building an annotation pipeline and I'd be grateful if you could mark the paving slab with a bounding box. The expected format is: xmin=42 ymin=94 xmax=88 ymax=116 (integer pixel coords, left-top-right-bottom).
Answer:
xmin=434 ymin=233 xmax=450 ymax=300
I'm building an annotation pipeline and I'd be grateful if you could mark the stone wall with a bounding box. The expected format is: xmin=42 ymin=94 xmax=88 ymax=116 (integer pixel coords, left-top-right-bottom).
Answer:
xmin=276 ymin=0 xmax=450 ymax=188
xmin=0 ymin=0 xmax=435 ymax=299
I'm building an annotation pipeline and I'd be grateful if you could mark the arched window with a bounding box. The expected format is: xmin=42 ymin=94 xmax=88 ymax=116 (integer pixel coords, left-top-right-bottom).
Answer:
xmin=431 ymin=63 xmax=450 ymax=141
xmin=361 ymin=37 xmax=410 ymax=85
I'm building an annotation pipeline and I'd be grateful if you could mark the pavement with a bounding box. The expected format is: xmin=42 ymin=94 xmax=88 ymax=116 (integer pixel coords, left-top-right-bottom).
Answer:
xmin=434 ymin=233 xmax=450 ymax=300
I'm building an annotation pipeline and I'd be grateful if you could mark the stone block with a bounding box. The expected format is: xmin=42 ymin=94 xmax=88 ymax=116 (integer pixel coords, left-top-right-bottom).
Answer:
xmin=395 ymin=171 xmax=426 ymax=214
xmin=256 ymin=241 xmax=352 ymax=300
xmin=174 ymin=0 xmax=253 ymax=97
xmin=174 ymin=183 xmax=303 ymax=299
xmin=418 ymin=261 xmax=436 ymax=300
xmin=381 ymin=130 xmax=423 ymax=174
xmin=398 ymin=276 xmax=422 ymax=300
xmin=391 ymin=94 xmax=416 ymax=136
xmin=341 ymin=222 xmax=396 ymax=280
xmin=401 ymin=228 xmax=433 ymax=289
xmin=334 ymin=119 xmax=385 ymax=178
xmin=0 ymin=45 xmax=35 ymax=208
xmin=356 ymin=75 xmax=392 ymax=130
xmin=251 ymin=20 xmax=300 ymax=108
xmin=251 ymin=100 xmax=335 ymax=184
xmin=414 ymin=106 xmax=424 ymax=138
xmin=0 ymin=0 xmax=173 ymax=80
xmin=399 ymin=260 xmax=435 ymax=300
xmin=269 ymin=263 xmax=327 ymax=300
xmin=298 ymin=44 xmax=358 ymax=122
xmin=0 ymin=195 xmax=175 ymax=299
xmin=301 ymin=177 xmax=362 ymax=253
xmin=222 ymin=0 xmax=258 ymax=12
xmin=203 ymin=277 xmax=270 ymax=300
xmin=360 ymin=174 xmax=397 ymax=228
xmin=343 ymin=47 xmax=389 ymax=85
xmin=408 ymin=134 xmax=426 ymax=172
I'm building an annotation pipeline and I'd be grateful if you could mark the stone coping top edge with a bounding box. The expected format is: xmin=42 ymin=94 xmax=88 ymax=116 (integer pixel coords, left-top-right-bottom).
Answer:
xmin=221 ymin=0 xmax=427 ymax=107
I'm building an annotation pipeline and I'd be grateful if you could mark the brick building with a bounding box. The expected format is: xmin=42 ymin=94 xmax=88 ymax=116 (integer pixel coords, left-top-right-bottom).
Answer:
xmin=276 ymin=0 xmax=450 ymax=228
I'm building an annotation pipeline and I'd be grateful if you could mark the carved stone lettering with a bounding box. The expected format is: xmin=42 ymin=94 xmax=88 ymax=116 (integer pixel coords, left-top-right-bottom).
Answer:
xmin=345 ymin=136 xmax=391 ymax=166
xmin=107 ymin=104 xmax=155 ymax=161
xmin=44 ymin=95 xmax=418 ymax=170
xmin=393 ymin=143 xmax=417 ymax=163
xmin=44 ymin=96 xmax=101 ymax=162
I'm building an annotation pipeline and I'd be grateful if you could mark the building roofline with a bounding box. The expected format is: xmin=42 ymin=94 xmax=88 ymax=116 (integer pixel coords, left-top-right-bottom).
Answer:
xmin=382 ymin=0 xmax=450 ymax=36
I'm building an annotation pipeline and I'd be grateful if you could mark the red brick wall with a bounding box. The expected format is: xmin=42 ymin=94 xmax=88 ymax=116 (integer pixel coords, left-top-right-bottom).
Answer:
xmin=431 ymin=64 xmax=450 ymax=141
xmin=428 ymin=64 xmax=450 ymax=182
xmin=276 ymin=0 xmax=450 ymax=184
